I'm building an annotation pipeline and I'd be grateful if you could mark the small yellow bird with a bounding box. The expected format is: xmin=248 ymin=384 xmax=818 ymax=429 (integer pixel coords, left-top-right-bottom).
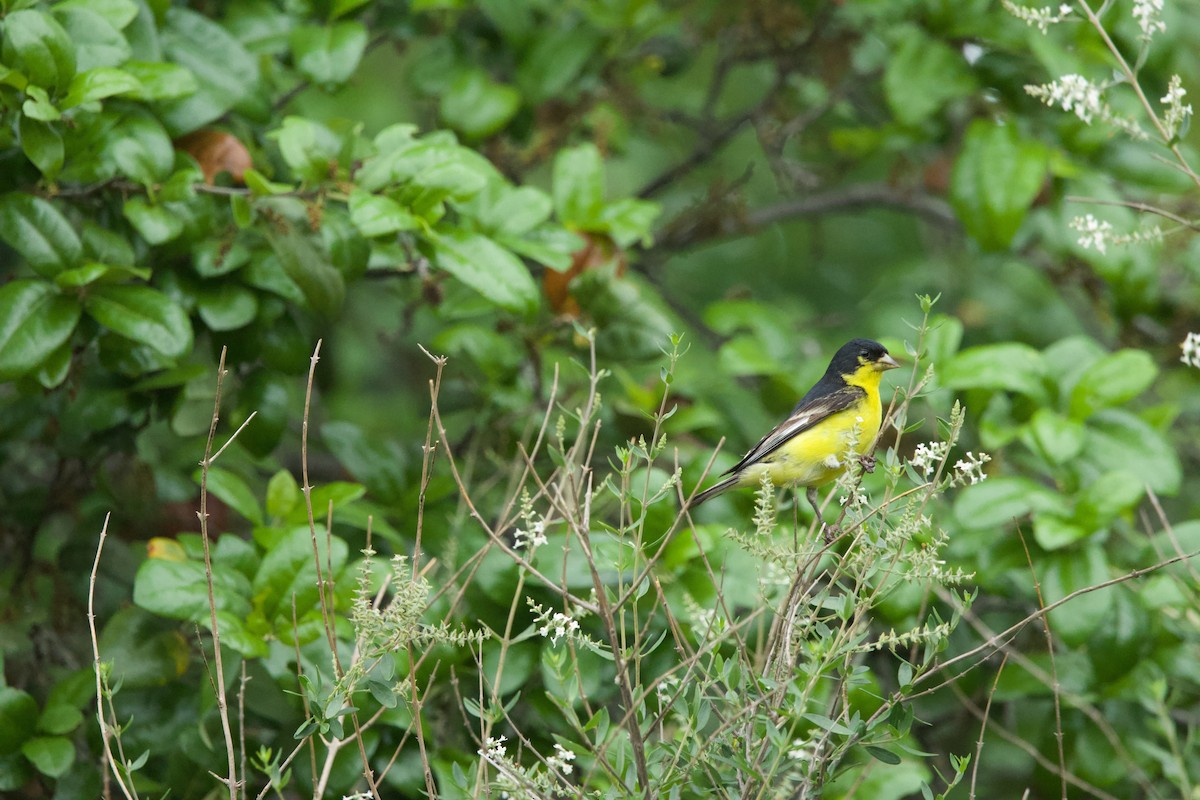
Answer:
xmin=692 ymin=338 xmax=899 ymax=523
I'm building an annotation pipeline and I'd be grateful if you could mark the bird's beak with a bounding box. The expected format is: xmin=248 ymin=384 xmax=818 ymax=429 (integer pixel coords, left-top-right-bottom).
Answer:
xmin=878 ymin=353 xmax=900 ymax=370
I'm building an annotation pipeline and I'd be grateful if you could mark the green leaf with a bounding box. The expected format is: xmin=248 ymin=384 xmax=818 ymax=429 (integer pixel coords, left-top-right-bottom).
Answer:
xmin=884 ymin=26 xmax=975 ymax=126
xmin=289 ymin=21 xmax=367 ymax=86
xmin=953 ymin=476 xmax=1064 ymax=530
xmin=269 ymin=116 xmax=342 ymax=184
xmin=597 ymin=197 xmax=660 ymax=247
xmin=1 ymin=9 xmax=76 ymax=92
xmin=197 ymin=283 xmax=259 ymax=331
xmin=252 ymin=526 xmax=348 ymax=635
xmin=348 ymin=190 xmax=419 ymax=237
xmin=939 ymin=342 xmax=1047 ymax=398
xmin=1075 ymin=470 xmax=1145 ymax=531
xmin=200 ymin=466 xmax=264 ymax=526
xmin=134 ymin=559 xmax=252 ymax=621
xmin=62 ymin=67 xmax=142 ymax=109
xmin=123 ymin=197 xmax=184 ymax=245
xmin=465 ymin=183 xmax=552 ymax=236
xmin=0 ymin=193 xmax=82 ymax=277
xmin=1068 ymin=349 xmax=1157 ymax=419
xmin=322 ymin=421 xmax=408 ymax=502
xmin=264 ymin=225 xmax=345 ymax=318
xmin=21 ymin=86 xmax=60 ymax=121
xmin=84 ymin=284 xmax=193 ymax=358
xmin=864 ymin=745 xmax=903 ymax=766
xmin=1081 ymin=409 xmax=1181 ymax=494
xmin=0 ymin=281 xmax=80 ymax=380
xmin=516 ymin=23 xmax=601 ymax=103
xmin=439 ymin=69 xmax=521 ymax=139
xmin=1025 ymin=408 xmax=1085 ymax=464
xmin=1042 ymin=546 xmax=1112 ymax=646
xmin=432 ymin=229 xmax=538 ymax=313
xmin=108 ymin=109 xmax=175 ymax=184
xmin=123 ymin=60 xmax=198 ymax=101
xmin=1033 ymin=512 xmax=1089 ymax=551
xmin=18 ymin=117 xmax=64 ymax=179
xmin=20 ymin=737 xmax=73 ymax=779
xmin=951 ymin=120 xmax=1049 ymax=250
xmin=266 ymin=470 xmax=301 ymax=519
xmin=53 ymin=6 xmax=130 ymax=71
xmin=160 ymin=8 xmax=258 ymax=133
xmin=0 ymin=688 xmax=38 ymax=755
xmin=36 ymin=704 xmax=83 ymax=736
xmin=553 ymin=143 xmax=604 ymax=227
xmin=55 ymin=0 xmax=139 ymax=30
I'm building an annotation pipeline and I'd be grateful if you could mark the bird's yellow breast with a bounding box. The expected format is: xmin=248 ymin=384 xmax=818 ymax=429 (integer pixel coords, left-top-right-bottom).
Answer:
xmin=741 ymin=365 xmax=884 ymax=489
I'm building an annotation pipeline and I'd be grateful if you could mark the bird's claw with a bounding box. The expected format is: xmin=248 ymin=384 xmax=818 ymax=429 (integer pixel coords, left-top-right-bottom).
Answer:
xmin=859 ymin=454 xmax=877 ymax=474
xmin=822 ymin=523 xmax=841 ymax=545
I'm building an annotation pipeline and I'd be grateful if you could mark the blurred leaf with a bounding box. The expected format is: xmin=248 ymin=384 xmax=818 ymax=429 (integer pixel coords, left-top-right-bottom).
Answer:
xmin=432 ymin=229 xmax=538 ymax=313
xmin=97 ymin=607 xmax=192 ymax=686
xmin=270 ymin=116 xmax=342 ymax=184
xmin=465 ymin=183 xmax=553 ymax=236
xmin=0 ymin=280 xmax=81 ymax=380
xmin=0 ymin=689 xmax=38 ymax=755
xmin=0 ymin=193 xmax=83 ymax=277
xmin=160 ymin=7 xmax=258 ymax=133
xmin=1042 ymin=545 xmax=1112 ymax=646
xmin=940 ymin=342 xmax=1047 ymax=397
xmin=554 ymin=143 xmax=604 ymax=227
xmin=197 ymin=283 xmax=259 ymax=331
xmin=1033 ymin=512 xmax=1089 ymax=550
xmin=597 ymin=198 xmax=660 ymax=248
xmin=884 ymin=26 xmax=975 ymax=126
xmin=266 ymin=470 xmax=301 ymax=519
xmin=1075 ymin=470 xmax=1144 ymax=531
xmin=252 ymin=526 xmax=348 ymax=636
xmin=1068 ymin=349 xmax=1157 ymax=420
xmin=348 ymin=190 xmax=419 ymax=237
xmin=84 ymin=284 xmax=193 ymax=358
xmin=122 ymin=197 xmax=184 ymax=244
xmin=230 ymin=369 xmax=290 ymax=458
xmin=322 ymin=421 xmax=409 ymax=502
xmin=133 ymin=558 xmax=253 ymax=621
xmin=123 ymin=60 xmax=199 ymax=101
xmin=20 ymin=737 xmax=73 ymax=778
xmin=953 ymin=476 xmax=1064 ymax=530
xmin=440 ymin=69 xmax=521 ymax=139
xmin=55 ymin=0 xmax=139 ymax=29
xmin=36 ymin=704 xmax=83 ymax=736
xmin=62 ymin=67 xmax=141 ymax=108
xmin=1081 ymin=409 xmax=1181 ymax=494
xmin=951 ymin=120 xmax=1048 ymax=250
xmin=108 ymin=108 xmax=175 ymax=184
xmin=516 ymin=23 xmax=601 ymax=103
xmin=199 ymin=466 xmax=264 ymax=527
xmin=53 ymin=6 xmax=130 ymax=71
xmin=1 ymin=9 xmax=76 ymax=92
xmin=1025 ymin=408 xmax=1085 ymax=464
xmin=18 ymin=118 xmax=64 ymax=179
xmin=265 ymin=224 xmax=346 ymax=318
xmin=290 ymin=21 xmax=367 ymax=85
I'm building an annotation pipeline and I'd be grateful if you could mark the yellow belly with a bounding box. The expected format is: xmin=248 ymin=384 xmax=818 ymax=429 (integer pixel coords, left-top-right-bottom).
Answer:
xmin=740 ymin=403 xmax=880 ymax=489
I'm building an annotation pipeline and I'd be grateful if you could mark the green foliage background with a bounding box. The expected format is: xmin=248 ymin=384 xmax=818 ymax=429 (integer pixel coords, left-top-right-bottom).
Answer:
xmin=1 ymin=0 xmax=1198 ymax=797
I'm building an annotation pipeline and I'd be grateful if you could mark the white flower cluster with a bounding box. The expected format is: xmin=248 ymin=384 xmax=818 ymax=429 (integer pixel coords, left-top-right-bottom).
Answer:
xmin=546 ymin=743 xmax=576 ymax=775
xmin=1002 ymin=1 xmax=1074 ymax=33
xmin=1070 ymin=214 xmax=1114 ymax=254
xmin=1026 ymin=74 xmax=1103 ymax=123
xmin=539 ymin=612 xmax=580 ymax=645
xmin=482 ymin=735 xmax=508 ymax=760
xmin=953 ymin=452 xmax=991 ymax=485
xmin=1162 ymin=75 xmax=1193 ymax=140
xmin=1182 ymin=332 xmax=1200 ymax=369
xmin=1133 ymin=0 xmax=1166 ymax=38
xmin=909 ymin=441 xmax=951 ymax=477
xmin=514 ymin=519 xmax=547 ymax=550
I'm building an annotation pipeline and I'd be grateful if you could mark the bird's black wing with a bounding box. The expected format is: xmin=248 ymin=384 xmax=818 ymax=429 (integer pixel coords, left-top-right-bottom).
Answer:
xmin=723 ymin=384 xmax=866 ymax=475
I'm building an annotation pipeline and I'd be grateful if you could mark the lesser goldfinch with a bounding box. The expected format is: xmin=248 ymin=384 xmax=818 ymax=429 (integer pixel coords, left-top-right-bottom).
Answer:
xmin=692 ymin=338 xmax=899 ymax=523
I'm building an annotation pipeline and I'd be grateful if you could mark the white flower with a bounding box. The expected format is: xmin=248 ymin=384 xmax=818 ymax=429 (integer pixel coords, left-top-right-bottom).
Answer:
xmin=538 ymin=612 xmax=579 ymax=645
xmin=1161 ymin=75 xmax=1193 ymax=140
xmin=1070 ymin=214 xmax=1114 ymax=254
xmin=910 ymin=441 xmax=951 ymax=476
xmin=1002 ymin=1 xmax=1075 ymax=33
xmin=546 ymin=743 xmax=576 ymax=775
xmin=788 ymin=739 xmax=815 ymax=762
xmin=1026 ymin=74 xmax=1103 ymax=123
xmin=1133 ymin=0 xmax=1166 ymax=38
xmin=1181 ymin=332 xmax=1200 ymax=369
xmin=481 ymin=735 xmax=508 ymax=760
xmin=953 ymin=452 xmax=991 ymax=485
xmin=514 ymin=520 xmax=548 ymax=550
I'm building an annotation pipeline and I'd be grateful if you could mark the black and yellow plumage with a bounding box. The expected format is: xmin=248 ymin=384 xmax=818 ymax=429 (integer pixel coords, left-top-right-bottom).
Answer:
xmin=692 ymin=338 xmax=899 ymax=521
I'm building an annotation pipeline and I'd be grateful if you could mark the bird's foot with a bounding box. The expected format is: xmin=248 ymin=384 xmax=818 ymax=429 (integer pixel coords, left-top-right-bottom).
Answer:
xmin=859 ymin=454 xmax=877 ymax=474
xmin=822 ymin=522 xmax=841 ymax=545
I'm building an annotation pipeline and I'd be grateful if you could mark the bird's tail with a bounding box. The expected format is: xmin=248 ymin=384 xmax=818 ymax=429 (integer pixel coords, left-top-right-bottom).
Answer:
xmin=690 ymin=474 xmax=740 ymax=507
